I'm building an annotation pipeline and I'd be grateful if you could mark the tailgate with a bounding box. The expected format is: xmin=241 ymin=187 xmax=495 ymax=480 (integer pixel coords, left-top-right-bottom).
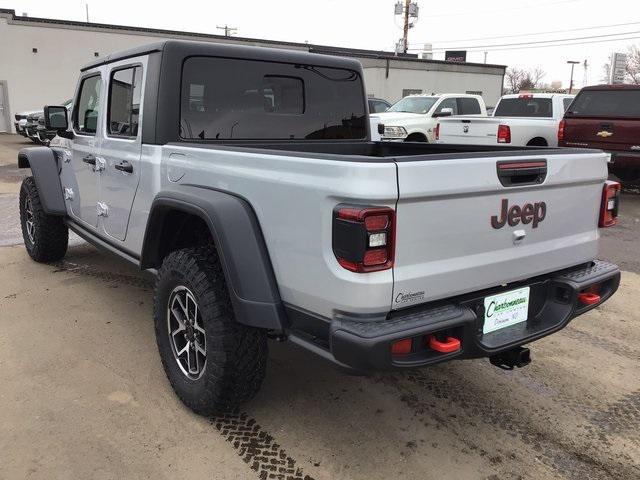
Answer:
xmin=438 ymin=117 xmax=499 ymax=144
xmin=564 ymin=118 xmax=638 ymax=150
xmin=392 ymin=151 xmax=608 ymax=310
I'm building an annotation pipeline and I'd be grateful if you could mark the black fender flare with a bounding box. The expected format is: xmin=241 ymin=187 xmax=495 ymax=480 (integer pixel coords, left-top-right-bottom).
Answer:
xmin=18 ymin=147 xmax=66 ymax=215
xmin=141 ymin=188 xmax=286 ymax=331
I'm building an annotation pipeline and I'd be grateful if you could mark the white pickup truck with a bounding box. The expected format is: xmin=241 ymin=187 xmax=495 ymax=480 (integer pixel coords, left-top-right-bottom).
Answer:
xmin=372 ymin=93 xmax=486 ymax=142
xmin=436 ymin=93 xmax=574 ymax=147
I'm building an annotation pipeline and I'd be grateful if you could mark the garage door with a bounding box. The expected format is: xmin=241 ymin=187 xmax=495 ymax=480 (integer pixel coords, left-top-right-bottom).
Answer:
xmin=0 ymin=83 xmax=7 ymax=132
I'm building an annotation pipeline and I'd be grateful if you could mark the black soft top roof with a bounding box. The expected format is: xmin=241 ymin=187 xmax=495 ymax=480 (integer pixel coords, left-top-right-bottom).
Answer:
xmin=81 ymin=39 xmax=363 ymax=72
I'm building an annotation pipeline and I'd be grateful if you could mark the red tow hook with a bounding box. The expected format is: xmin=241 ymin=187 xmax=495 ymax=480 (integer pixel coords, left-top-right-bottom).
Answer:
xmin=578 ymin=292 xmax=601 ymax=306
xmin=427 ymin=335 xmax=461 ymax=353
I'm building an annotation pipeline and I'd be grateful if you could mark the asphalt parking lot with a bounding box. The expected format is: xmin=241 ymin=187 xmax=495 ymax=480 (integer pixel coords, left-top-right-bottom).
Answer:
xmin=0 ymin=133 xmax=639 ymax=480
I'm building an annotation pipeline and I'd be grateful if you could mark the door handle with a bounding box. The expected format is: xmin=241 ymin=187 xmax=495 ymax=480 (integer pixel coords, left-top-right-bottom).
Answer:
xmin=114 ymin=161 xmax=133 ymax=174
xmin=82 ymin=154 xmax=96 ymax=165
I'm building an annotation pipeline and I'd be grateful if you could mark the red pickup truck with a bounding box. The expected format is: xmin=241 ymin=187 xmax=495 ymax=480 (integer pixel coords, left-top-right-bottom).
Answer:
xmin=559 ymin=84 xmax=640 ymax=182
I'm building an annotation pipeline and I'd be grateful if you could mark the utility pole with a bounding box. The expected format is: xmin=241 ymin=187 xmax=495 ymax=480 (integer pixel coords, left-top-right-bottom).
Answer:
xmin=394 ymin=1 xmax=419 ymax=54
xmin=582 ymin=59 xmax=589 ymax=87
xmin=567 ymin=60 xmax=580 ymax=93
xmin=402 ymin=0 xmax=410 ymax=54
xmin=216 ymin=25 xmax=237 ymax=37
xmin=484 ymin=51 xmax=488 ymax=64
xmin=85 ymin=3 xmax=89 ymax=22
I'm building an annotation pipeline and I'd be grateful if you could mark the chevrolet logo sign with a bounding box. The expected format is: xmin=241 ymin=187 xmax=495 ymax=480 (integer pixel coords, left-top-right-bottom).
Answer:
xmin=596 ymin=130 xmax=613 ymax=138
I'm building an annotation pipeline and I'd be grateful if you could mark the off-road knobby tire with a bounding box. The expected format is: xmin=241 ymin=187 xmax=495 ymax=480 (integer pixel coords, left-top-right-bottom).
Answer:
xmin=19 ymin=176 xmax=68 ymax=263
xmin=154 ymin=246 xmax=268 ymax=415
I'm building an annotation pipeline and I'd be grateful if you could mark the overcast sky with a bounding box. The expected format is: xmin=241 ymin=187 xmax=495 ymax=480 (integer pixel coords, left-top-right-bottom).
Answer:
xmin=5 ymin=0 xmax=639 ymax=88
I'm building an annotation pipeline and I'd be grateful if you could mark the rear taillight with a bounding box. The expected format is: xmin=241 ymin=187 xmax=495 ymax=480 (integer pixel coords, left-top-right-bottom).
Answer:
xmin=557 ymin=119 xmax=566 ymax=144
xmin=435 ymin=123 xmax=440 ymax=140
xmin=333 ymin=205 xmax=395 ymax=273
xmin=599 ymin=181 xmax=621 ymax=227
xmin=497 ymin=124 xmax=511 ymax=143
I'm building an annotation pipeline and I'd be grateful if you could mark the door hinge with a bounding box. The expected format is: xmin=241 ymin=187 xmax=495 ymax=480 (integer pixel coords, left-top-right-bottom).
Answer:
xmin=96 ymin=202 xmax=109 ymax=217
xmin=63 ymin=187 xmax=74 ymax=201
xmin=95 ymin=157 xmax=106 ymax=172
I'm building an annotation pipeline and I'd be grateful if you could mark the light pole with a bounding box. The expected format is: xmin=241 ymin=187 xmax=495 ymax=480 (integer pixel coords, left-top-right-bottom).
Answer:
xmin=567 ymin=60 xmax=580 ymax=93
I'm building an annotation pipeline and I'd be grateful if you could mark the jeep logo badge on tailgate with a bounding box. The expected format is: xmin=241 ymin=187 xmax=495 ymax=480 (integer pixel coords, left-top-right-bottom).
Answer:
xmin=491 ymin=199 xmax=546 ymax=229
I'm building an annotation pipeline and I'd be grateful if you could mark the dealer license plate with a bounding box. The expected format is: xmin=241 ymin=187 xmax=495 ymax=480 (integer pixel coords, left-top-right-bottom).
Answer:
xmin=483 ymin=287 xmax=530 ymax=334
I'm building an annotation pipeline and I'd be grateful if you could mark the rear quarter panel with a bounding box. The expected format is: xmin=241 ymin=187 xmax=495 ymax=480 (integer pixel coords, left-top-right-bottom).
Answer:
xmin=158 ymin=145 xmax=398 ymax=319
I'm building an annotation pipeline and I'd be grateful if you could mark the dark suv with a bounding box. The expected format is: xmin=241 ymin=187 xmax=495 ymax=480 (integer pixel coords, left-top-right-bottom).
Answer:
xmin=559 ymin=84 xmax=640 ymax=182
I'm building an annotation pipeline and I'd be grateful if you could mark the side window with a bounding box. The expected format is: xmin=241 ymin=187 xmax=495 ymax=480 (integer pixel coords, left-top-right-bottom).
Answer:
xmin=74 ymin=75 xmax=101 ymax=135
xmin=563 ymin=97 xmax=573 ymax=112
xmin=372 ymin=100 xmax=389 ymax=113
xmin=459 ymin=97 xmax=481 ymax=115
xmin=108 ymin=66 xmax=143 ymax=137
xmin=436 ymin=98 xmax=458 ymax=115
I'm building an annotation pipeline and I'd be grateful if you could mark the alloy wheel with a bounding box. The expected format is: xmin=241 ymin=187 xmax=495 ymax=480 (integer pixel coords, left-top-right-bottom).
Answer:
xmin=24 ymin=195 xmax=35 ymax=244
xmin=167 ymin=286 xmax=207 ymax=380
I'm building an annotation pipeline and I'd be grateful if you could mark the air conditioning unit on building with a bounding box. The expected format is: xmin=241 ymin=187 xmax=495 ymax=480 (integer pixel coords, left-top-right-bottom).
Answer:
xmin=419 ymin=44 xmax=433 ymax=60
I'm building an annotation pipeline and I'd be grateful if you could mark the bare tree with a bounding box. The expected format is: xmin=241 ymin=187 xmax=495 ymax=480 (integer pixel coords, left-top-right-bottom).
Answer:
xmin=601 ymin=61 xmax=611 ymax=84
xmin=505 ymin=68 xmax=524 ymax=94
xmin=626 ymin=45 xmax=640 ymax=84
xmin=504 ymin=67 xmax=546 ymax=93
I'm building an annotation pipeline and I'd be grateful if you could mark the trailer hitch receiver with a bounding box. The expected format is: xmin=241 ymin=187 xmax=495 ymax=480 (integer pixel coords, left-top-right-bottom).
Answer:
xmin=490 ymin=346 xmax=531 ymax=370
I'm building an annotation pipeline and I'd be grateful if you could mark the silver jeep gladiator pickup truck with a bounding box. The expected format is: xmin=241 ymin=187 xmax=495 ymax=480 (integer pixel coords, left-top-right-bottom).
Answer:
xmin=18 ymin=40 xmax=621 ymax=415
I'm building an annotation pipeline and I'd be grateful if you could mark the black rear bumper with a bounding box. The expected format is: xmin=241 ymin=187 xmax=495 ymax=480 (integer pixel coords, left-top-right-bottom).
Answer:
xmin=286 ymin=260 xmax=620 ymax=373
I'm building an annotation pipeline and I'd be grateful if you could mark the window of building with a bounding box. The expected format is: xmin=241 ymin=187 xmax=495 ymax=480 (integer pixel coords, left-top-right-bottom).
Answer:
xmin=402 ymin=88 xmax=423 ymax=97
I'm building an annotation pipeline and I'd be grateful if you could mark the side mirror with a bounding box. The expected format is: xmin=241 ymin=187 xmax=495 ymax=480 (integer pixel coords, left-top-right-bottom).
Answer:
xmin=377 ymin=123 xmax=385 ymax=135
xmin=44 ymin=105 xmax=73 ymax=139
xmin=433 ymin=107 xmax=454 ymax=118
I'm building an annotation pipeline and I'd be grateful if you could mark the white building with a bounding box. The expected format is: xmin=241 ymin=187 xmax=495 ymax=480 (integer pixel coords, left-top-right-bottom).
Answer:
xmin=0 ymin=8 xmax=505 ymax=133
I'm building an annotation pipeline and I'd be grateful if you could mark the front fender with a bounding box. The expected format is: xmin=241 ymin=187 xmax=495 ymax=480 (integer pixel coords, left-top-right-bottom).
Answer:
xmin=18 ymin=147 xmax=66 ymax=215
xmin=141 ymin=188 xmax=286 ymax=331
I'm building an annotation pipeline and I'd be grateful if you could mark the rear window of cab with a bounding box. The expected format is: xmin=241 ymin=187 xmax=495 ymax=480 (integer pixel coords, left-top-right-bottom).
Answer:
xmin=567 ymin=89 xmax=640 ymax=118
xmin=179 ymin=56 xmax=367 ymax=140
xmin=494 ymin=98 xmax=552 ymax=118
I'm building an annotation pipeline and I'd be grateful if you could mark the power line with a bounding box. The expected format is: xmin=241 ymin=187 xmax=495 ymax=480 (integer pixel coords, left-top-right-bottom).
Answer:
xmin=424 ymin=0 xmax=579 ymax=18
xmin=409 ymin=20 xmax=640 ymax=45
xmin=410 ymin=30 xmax=640 ymax=52
xmin=408 ymin=34 xmax=640 ymax=53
